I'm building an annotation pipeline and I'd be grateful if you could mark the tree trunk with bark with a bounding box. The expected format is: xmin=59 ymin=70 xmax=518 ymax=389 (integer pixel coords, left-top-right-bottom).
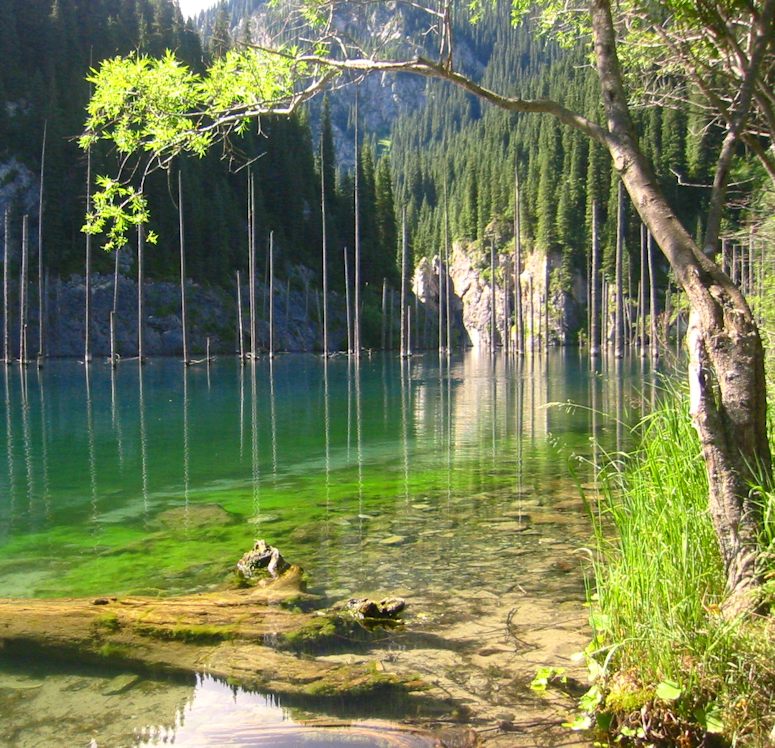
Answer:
xmin=590 ymin=0 xmax=771 ymax=615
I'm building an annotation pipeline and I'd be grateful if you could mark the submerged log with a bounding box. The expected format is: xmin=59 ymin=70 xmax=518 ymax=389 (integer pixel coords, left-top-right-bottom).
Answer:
xmin=0 ymin=551 xmax=423 ymax=701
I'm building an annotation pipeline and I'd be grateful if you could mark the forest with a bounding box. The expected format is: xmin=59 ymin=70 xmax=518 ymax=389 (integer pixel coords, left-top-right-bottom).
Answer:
xmin=0 ymin=0 xmax=396 ymax=295
xmin=0 ymin=0 xmax=773 ymax=746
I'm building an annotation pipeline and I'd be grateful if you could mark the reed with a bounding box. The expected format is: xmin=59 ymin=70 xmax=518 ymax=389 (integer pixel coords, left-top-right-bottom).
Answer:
xmin=584 ymin=388 xmax=774 ymax=744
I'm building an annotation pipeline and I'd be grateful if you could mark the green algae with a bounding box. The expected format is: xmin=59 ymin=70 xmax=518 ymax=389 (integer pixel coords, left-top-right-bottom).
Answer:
xmin=133 ymin=622 xmax=236 ymax=644
xmin=276 ymin=615 xmax=364 ymax=653
xmin=93 ymin=611 xmax=120 ymax=633
xmin=97 ymin=642 xmax=133 ymax=659
xmin=0 ymin=353 xmax=647 ymax=602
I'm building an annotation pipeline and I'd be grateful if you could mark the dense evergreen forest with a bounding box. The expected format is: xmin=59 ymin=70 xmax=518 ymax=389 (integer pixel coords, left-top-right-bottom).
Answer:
xmin=198 ymin=0 xmax=768 ymax=346
xmin=2 ymin=0 xmax=769 ymax=347
xmin=0 ymin=0 xmax=397 ymax=300
xmin=386 ymin=3 xmax=755 ymax=339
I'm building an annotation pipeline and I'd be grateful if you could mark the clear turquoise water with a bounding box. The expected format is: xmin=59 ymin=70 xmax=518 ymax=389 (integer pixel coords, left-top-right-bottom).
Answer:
xmin=0 ymin=349 xmax=660 ymax=745
xmin=0 ymin=350 xmax=654 ymax=599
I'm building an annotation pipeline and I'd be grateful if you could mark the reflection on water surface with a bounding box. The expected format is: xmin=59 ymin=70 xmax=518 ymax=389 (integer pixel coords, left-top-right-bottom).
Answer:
xmin=0 ymin=350 xmax=662 ymax=745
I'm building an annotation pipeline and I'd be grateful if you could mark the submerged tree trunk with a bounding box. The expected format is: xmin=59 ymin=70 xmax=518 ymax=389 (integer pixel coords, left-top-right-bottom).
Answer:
xmin=37 ymin=121 xmax=47 ymax=361
xmin=589 ymin=201 xmax=600 ymax=357
xmin=0 ymin=566 xmax=422 ymax=701
xmin=514 ymin=163 xmax=524 ymax=355
xmin=84 ymin=149 xmax=93 ymax=365
xmin=321 ymin=140 xmax=329 ymax=356
xmin=178 ymin=171 xmax=189 ymax=366
xmin=3 ymin=210 xmax=10 ymax=365
xmin=590 ymin=0 xmax=771 ymax=614
xmin=400 ymin=211 xmax=408 ymax=358
xmin=137 ymin=225 xmax=145 ymax=363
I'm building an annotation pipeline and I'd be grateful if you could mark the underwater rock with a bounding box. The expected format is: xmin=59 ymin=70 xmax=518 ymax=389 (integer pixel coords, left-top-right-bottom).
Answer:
xmin=379 ymin=535 xmax=406 ymax=546
xmin=236 ymin=540 xmax=289 ymax=580
xmin=102 ymin=674 xmax=141 ymax=696
xmin=346 ymin=597 xmax=406 ymax=620
xmin=155 ymin=503 xmax=237 ymax=530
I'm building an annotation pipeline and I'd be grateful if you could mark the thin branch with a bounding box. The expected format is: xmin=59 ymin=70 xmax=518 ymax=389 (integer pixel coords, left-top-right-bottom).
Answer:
xmin=297 ymin=54 xmax=610 ymax=144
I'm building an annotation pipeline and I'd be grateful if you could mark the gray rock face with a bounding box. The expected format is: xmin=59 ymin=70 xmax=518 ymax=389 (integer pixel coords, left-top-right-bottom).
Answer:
xmin=3 ymin=267 xmax=347 ymax=359
xmin=0 ymin=157 xmax=37 ymax=218
xmin=414 ymin=240 xmax=586 ymax=351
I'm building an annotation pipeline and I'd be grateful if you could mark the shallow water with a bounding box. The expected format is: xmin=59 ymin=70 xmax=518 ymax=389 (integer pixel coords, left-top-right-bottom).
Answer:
xmin=0 ymin=350 xmax=660 ymax=746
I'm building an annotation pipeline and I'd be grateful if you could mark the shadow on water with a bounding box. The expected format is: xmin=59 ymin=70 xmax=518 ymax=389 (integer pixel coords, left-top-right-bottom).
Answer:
xmin=0 ymin=349 xmax=668 ymax=745
xmin=0 ymin=652 xmax=441 ymax=747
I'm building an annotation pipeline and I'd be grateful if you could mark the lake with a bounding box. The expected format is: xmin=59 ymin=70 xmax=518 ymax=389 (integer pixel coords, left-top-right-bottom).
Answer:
xmin=0 ymin=350 xmax=661 ymax=746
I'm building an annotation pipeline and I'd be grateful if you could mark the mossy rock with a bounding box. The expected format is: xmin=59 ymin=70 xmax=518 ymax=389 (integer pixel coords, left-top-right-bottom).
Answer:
xmin=275 ymin=614 xmax=376 ymax=654
xmin=133 ymin=622 xmax=235 ymax=644
xmin=300 ymin=663 xmax=423 ymax=698
xmin=92 ymin=611 xmax=121 ymax=633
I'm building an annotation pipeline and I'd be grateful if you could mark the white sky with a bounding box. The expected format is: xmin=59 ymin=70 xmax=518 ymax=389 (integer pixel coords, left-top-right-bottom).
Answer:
xmin=177 ymin=0 xmax=220 ymax=19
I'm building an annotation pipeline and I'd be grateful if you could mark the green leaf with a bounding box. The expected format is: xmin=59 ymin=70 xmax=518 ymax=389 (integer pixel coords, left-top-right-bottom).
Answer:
xmin=562 ymin=713 xmax=593 ymax=731
xmin=589 ymin=611 xmax=611 ymax=633
xmin=578 ymin=684 xmax=603 ymax=712
xmin=695 ymin=703 xmax=724 ymax=734
xmin=530 ymin=666 xmax=566 ymax=692
xmin=655 ymin=680 xmax=682 ymax=702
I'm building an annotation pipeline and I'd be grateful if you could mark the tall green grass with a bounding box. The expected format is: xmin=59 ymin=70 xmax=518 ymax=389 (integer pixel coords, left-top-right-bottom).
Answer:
xmin=587 ymin=388 xmax=775 ymax=745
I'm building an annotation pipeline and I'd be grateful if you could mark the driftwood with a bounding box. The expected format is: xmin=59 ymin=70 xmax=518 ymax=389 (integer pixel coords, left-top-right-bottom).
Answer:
xmin=0 ymin=549 xmax=423 ymax=702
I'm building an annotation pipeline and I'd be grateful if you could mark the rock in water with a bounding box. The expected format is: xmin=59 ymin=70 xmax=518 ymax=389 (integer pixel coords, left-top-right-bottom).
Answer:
xmin=102 ymin=674 xmax=141 ymax=696
xmin=346 ymin=597 xmax=406 ymax=620
xmin=236 ymin=540 xmax=289 ymax=580
xmin=378 ymin=597 xmax=406 ymax=616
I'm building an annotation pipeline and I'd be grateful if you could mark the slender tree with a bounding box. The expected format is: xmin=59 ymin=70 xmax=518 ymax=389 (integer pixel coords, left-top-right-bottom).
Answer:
xmin=439 ymin=211 xmax=446 ymax=355
xmin=137 ymin=225 xmax=145 ymax=362
xmin=614 ymin=180 xmax=624 ymax=358
xmin=19 ymin=215 xmax=28 ymax=365
xmin=444 ymin=184 xmax=452 ymax=354
xmin=344 ymin=245 xmax=352 ymax=354
xmin=320 ymin=139 xmax=329 ymax=355
xmin=178 ymin=170 xmax=189 ymax=366
xmin=490 ymin=239 xmax=496 ymax=353
xmin=400 ymin=210 xmax=408 ymax=358
xmin=236 ymin=270 xmax=244 ymax=361
xmin=110 ymin=244 xmax=121 ymax=366
xmin=381 ymin=278 xmax=387 ymax=351
xmin=268 ymin=231 xmax=275 ymax=358
xmin=513 ymin=163 xmax=524 ymax=355
xmin=248 ymin=172 xmax=257 ymax=359
xmin=84 ymin=148 xmax=92 ymax=364
xmin=353 ymin=91 xmax=361 ymax=359
xmin=647 ymin=230 xmax=658 ymax=359
xmin=589 ymin=200 xmax=600 ymax=357
xmin=36 ymin=121 xmax=47 ymax=360
xmin=639 ymin=223 xmax=647 ymax=358
xmin=3 ymin=210 xmax=10 ymax=365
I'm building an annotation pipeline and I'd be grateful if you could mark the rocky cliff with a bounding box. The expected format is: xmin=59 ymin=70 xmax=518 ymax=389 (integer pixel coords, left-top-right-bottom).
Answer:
xmin=412 ymin=239 xmax=586 ymax=351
